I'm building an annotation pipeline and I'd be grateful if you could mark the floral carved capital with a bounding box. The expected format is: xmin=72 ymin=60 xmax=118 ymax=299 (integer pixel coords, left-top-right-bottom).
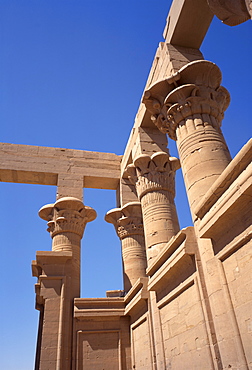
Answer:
xmin=143 ymin=90 xmax=170 ymax=135
xmin=105 ymin=202 xmax=143 ymax=239
xmin=39 ymin=197 xmax=96 ymax=239
xmin=142 ymin=60 xmax=230 ymax=141
xmin=123 ymin=152 xmax=180 ymax=199
xmin=207 ymin=0 xmax=251 ymax=26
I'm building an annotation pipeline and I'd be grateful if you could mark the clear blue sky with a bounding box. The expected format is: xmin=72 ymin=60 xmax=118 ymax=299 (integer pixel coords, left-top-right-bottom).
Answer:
xmin=0 ymin=1 xmax=251 ymax=368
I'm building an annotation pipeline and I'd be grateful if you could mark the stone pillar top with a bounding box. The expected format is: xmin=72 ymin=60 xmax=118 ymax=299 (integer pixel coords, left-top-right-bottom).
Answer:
xmin=142 ymin=60 xmax=230 ymax=140
xmin=105 ymin=202 xmax=143 ymax=239
xmin=207 ymin=0 xmax=251 ymax=26
xmin=39 ymin=196 xmax=96 ymax=220
xmin=123 ymin=151 xmax=180 ymax=198
xmin=39 ymin=196 xmax=97 ymax=239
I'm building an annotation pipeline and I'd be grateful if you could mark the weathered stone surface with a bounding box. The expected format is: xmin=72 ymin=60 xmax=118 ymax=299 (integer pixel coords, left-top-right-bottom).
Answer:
xmin=163 ymin=0 xmax=213 ymax=48
xmin=1 ymin=0 xmax=251 ymax=369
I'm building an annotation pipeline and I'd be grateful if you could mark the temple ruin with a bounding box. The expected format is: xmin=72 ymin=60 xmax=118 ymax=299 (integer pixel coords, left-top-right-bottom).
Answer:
xmin=1 ymin=0 xmax=251 ymax=369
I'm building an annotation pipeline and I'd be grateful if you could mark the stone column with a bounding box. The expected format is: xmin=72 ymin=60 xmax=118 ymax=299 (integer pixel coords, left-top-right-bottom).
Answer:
xmin=143 ymin=60 xmax=249 ymax=369
xmin=34 ymin=197 xmax=96 ymax=370
xmin=39 ymin=196 xmax=96 ymax=298
xmin=105 ymin=202 xmax=147 ymax=293
xmin=143 ymin=60 xmax=231 ymax=220
xmin=124 ymin=152 xmax=180 ymax=265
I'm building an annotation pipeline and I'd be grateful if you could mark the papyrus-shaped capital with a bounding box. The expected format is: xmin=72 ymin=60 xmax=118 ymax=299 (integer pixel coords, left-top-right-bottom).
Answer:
xmin=39 ymin=197 xmax=96 ymax=239
xmin=143 ymin=60 xmax=230 ymax=141
xmin=105 ymin=202 xmax=143 ymax=239
xmin=124 ymin=152 xmax=180 ymax=198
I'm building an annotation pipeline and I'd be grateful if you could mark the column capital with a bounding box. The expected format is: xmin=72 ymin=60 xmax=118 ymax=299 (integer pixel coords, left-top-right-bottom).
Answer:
xmin=142 ymin=60 xmax=230 ymax=141
xmin=123 ymin=152 xmax=180 ymax=261
xmin=39 ymin=197 xmax=96 ymax=239
xmin=123 ymin=152 xmax=180 ymax=198
xmin=207 ymin=0 xmax=251 ymax=26
xmin=105 ymin=202 xmax=143 ymax=239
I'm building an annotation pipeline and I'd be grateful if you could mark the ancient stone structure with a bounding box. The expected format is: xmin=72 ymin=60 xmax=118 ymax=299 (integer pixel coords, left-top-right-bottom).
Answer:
xmin=105 ymin=202 xmax=147 ymax=292
xmin=0 ymin=0 xmax=251 ymax=369
xmin=124 ymin=152 xmax=180 ymax=264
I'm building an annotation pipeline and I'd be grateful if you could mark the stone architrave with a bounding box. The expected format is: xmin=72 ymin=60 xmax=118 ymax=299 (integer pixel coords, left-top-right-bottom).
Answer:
xmin=124 ymin=152 xmax=180 ymax=264
xmin=143 ymin=60 xmax=232 ymax=219
xmin=39 ymin=196 xmax=96 ymax=298
xmin=105 ymin=202 xmax=147 ymax=292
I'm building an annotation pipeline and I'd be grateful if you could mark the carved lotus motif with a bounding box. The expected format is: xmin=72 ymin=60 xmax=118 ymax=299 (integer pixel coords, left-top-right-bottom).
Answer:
xmin=39 ymin=197 xmax=96 ymax=238
xmin=124 ymin=152 xmax=180 ymax=198
xmin=142 ymin=60 xmax=230 ymax=140
xmin=105 ymin=202 xmax=143 ymax=239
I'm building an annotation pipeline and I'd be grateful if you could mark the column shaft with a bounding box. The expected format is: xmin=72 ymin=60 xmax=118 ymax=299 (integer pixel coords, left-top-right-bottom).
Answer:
xmin=177 ymin=124 xmax=231 ymax=216
xmin=39 ymin=196 xmax=96 ymax=297
xmin=34 ymin=196 xmax=96 ymax=370
xmin=143 ymin=60 xmax=232 ymax=220
xmin=143 ymin=59 xmax=247 ymax=369
xmin=141 ymin=189 xmax=179 ymax=258
xmin=105 ymin=202 xmax=147 ymax=292
xmin=125 ymin=152 xmax=180 ymax=265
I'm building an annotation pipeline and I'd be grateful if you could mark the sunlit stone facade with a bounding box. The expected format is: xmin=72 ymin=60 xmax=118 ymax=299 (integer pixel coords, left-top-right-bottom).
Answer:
xmin=0 ymin=1 xmax=251 ymax=369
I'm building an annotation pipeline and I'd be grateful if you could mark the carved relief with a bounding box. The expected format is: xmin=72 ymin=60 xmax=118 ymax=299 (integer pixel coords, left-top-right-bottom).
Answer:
xmin=164 ymin=83 xmax=229 ymax=140
xmin=143 ymin=90 xmax=173 ymax=138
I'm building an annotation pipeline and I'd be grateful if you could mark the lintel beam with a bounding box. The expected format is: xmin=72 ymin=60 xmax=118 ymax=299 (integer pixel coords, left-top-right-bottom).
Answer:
xmin=163 ymin=0 xmax=214 ymax=49
xmin=0 ymin=143 xmax=121 ymax=190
